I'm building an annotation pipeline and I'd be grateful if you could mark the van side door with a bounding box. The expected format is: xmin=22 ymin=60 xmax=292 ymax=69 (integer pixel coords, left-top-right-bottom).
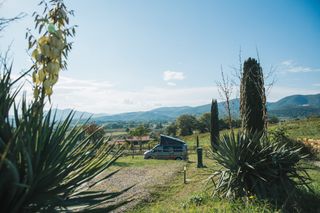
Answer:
xmin=163 ymin=146 xmax=174 ymax=159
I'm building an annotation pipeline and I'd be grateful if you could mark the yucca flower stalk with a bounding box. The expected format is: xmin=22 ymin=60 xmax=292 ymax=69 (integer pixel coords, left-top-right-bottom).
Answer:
xmin=0 ymin=1 xmax=130 ymax=212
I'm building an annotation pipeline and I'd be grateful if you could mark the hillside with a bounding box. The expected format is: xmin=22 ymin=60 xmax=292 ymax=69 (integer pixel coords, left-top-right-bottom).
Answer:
xmin=268 ymin=94 xmax=320 ymax=110
xmin=47 ymin=108 xmax=108 ymax=121
xmin=51 ymin=93 xmax=320 ymax=122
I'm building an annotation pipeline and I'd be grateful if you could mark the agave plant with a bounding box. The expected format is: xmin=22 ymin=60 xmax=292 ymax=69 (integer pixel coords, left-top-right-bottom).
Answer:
xmin=208 ymin=131 xmax=311 ymax=206
xmin=0 ymin=65 xmax=130 ymax=212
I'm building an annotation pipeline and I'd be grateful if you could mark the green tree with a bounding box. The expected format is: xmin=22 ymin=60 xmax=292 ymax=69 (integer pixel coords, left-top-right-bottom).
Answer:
xmin=269 ymin=116 xmax=280 ymax=124
xmin=240 ymin=57 xmax=266 ymax=134
xmin=210 ymin=99 xmax=219 ymax=148
xmin=198 ymin=112 xmax=211 ymax=133
xmin=165 ymin=122 xmax=177 ymax=136
xmin=176 ymin=114 xmax=198 ymax=136
xmin=129 ymin=124 xmax=150 ymax=137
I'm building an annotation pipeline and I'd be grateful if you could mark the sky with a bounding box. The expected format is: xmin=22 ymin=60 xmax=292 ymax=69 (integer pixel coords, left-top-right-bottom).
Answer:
xmin=1 ymin=0 xmax=320 ymax=114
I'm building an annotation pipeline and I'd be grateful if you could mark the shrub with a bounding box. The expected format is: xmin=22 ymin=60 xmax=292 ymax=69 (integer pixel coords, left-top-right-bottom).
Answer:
xmin=0 ymin=68 xmax=130 ymax=212
xmin=176 ymin=114 xmax=198 ymax=136
xmin=210 ymin=99 xmax=219 ymax=149
xmin=269 ymin=126 xmax=317 ymax=159
xmin=0 ymin=0 xmax=130 ymax=211
xmin=208 ymin=131 xmax=311 ymax=207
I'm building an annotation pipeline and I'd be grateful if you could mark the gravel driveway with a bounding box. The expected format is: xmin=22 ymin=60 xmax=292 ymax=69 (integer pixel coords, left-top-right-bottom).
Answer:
xmin=91 ymin=162 xmax=185 ymax=212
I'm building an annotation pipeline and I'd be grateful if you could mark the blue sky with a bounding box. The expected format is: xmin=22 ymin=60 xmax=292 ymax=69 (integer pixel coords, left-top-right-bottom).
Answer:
xmin=1 ymin=0 xmax=320 ymax=114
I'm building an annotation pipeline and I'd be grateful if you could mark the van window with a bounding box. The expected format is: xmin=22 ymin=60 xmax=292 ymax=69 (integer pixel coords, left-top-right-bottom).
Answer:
xmin=154 ymin=146 xmax=163 ymax=152
xmin=163 ymin=146 xmax=173 ymax=152
xmin=173 ymin=146 xmax=183 ymax=152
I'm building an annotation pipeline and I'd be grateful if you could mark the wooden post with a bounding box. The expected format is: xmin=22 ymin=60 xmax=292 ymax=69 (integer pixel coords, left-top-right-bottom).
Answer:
xmin=183 ymin=166 xmax=187 ymax=184
xmin=196 ymin=135 xmax=199 ymax=148
xmin=131 ymin=141 xmax=134 ymax=159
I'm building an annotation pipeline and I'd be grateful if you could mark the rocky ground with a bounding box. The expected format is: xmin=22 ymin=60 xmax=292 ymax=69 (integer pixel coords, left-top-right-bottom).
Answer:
xmin=90 ymin=162 xmax=185 ymax=212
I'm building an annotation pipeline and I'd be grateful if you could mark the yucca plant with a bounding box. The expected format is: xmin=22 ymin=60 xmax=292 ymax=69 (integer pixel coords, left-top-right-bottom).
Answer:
xmin=208 ymin=131 xmax=311 ymax=206
xmin=0 ymin=67 xmax=131 ymax=212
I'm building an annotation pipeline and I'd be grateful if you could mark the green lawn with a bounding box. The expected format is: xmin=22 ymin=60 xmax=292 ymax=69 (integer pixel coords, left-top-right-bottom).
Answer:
xmin=275 ymin=117 xmax=320 ymax=139
xmin=119 ymin=118 xmax=320 ymax=212
xmin=182 ymin=118 xmax=320 ymax=150
xmin=113 ymin=155 xmax=182 ymax=168
xmin=125 ymin=154 xmax=320 ymax=213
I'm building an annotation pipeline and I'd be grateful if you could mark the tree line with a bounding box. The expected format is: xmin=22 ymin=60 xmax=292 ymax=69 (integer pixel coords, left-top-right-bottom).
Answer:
xmin=165 ymin=113 xmax=241 ymax=136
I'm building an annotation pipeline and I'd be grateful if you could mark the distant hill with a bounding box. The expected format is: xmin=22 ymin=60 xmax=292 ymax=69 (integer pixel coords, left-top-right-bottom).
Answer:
xmin=268 ymin=94 xmax=320 ymax=110
xmin=51 ymin=93 xmax=320 ymax=122
xmin=267 ymin=94 xmax=320 ymax=119
xmin=47 ymin=108 xmax=108 ymax=121
xmin=92 ymin=99 xmax=239 ymax=122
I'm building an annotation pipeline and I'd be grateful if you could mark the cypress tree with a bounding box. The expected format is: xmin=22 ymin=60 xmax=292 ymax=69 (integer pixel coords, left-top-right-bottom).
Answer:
xmin=240 ymin=57 xmax=266 ymax=134
xmin=210 ymin=99 xmax=219 ymax=149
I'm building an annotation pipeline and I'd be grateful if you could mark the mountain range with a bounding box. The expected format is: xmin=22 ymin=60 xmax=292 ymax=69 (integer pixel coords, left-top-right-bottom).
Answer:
xmin=54 ymin=93 xmax=320 ymax=122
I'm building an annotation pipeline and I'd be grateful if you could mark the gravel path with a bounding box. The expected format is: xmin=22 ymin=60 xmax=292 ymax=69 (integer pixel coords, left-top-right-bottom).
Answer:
xmin=91 ymin=162 xmax=185 ymax=212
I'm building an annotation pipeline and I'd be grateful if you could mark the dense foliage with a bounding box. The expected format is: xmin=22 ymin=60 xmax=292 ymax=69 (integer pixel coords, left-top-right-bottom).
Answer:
xmin=209 ymin=57 xmax=312 ymax=211
xmin=209 ymin=132 xmax=311 ymax=207
xmin=0 ymin=68 xmax=129 ymax=212
xmin=176 ymin=114 xmax=198 ymax=136
xmin=210 ymin=99 xmax=219 ymax=149
xmin=240 ymin=57 xmax=266 ymax=134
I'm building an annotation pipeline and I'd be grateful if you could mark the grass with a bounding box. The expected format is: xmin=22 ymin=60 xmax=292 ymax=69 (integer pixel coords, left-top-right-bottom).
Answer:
xmin=181 ymin=128 xmax=232 ymax=150
xmin=182 ymin=118 xmax=320 ymax=150
xmin=127 ymin=154 xmax=281 ymax=213
xmin=102 ymin=118 xmax=320 ymax=212
xmin=123 ymin=154 xmax=320 ymax=212
xmin=274 ymin=117 xmax=320 ymax=139
xmin=118 ymin=118 xmax=320 ymax=212
xmin=113 ymin=155 xmax=182 ymax=168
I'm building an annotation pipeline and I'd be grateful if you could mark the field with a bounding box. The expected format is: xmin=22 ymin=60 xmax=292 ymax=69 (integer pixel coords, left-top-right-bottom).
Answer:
xmin=276 ymin=118 xmax=320 ymax=139
xmin=182 ymin=118 xmax=320 ymax=149
xmin=95 ymin=118 xmax=320 ymax=212
xmin=124 ymin=156 xmax=320 ymax=213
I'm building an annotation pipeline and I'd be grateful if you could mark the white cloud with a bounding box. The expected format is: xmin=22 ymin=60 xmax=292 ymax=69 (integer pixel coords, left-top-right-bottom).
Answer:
xmin=279 ymin=60 xmax=320 ymax=73
xmin=163 ymin=70 xmax=185 ymax=81
xmin=167 ymin=82 xmax=176 ymax=86
xmin=11 ymin=74 xmax=320 ymax=114
xmin=48 ymin=75 xmax=220 ymax=114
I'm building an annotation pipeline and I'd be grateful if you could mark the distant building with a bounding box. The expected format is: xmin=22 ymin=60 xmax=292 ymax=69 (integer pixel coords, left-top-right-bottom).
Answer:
xmin=126 ymin=136 xmax=151 ymax=145
xmin=113 ymin=135 xmax=151 ymax=145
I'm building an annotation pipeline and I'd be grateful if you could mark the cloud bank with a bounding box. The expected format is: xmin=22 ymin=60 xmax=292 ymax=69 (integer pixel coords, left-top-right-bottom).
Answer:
xmin=163 ymin=70 xmax=185 ymax=81
xmin=280 ymin=60 xmax=320 ymax=73
xmin=13 ymin=74 xmax=319 ymax=114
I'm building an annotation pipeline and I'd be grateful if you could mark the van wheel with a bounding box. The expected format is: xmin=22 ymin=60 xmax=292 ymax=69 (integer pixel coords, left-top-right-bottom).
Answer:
xmin=175 ymin=157 xmax=182 ymax=160
xmin=147 ymin=156 xmax=153 ymax=159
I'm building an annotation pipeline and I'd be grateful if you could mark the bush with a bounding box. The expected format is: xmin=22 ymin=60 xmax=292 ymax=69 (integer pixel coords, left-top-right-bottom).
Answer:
xmin=269 ymin=126 xmax=317 ymax=159
xmin=208 ymin=131 xmax=311 ymax=207
xmin=0 ymin=69 xmax=130 ymax=212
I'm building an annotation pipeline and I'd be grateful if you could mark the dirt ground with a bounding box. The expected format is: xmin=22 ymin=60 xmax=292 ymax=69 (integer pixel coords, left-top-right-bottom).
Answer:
xmin=91 ymin=162 xmax=185 ymax=212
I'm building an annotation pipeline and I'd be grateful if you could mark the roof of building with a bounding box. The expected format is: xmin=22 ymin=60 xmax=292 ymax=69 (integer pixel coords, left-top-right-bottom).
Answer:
xmin=126 ymin=135 xmax=151 ymax=142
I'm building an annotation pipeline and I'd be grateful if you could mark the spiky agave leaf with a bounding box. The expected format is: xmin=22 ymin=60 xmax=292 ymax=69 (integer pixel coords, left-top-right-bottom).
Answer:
xmin=1 ymin=69 xmax=130 ymax=213
xmin=208 ymin=131 xmax=311 ymax=205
